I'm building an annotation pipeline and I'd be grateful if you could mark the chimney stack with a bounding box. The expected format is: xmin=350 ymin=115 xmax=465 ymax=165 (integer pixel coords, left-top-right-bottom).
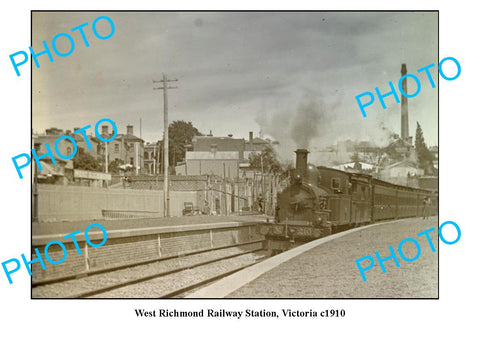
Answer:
xmin=102 ymin=125 xmax=109 ymax=136
xmin=249 ymin=131 xmax=253 ymax=144
xmin=401 ymin=63 xmax=409 ymax=141
xmin=295 ymin=149 xmax=309 ymax=178
xmin=127 ymin=125 xmax=134 ymax=135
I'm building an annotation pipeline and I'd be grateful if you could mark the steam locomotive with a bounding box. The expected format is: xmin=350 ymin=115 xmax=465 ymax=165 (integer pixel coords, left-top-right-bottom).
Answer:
xmin=260 ymin=149 xmax=438 ymax=252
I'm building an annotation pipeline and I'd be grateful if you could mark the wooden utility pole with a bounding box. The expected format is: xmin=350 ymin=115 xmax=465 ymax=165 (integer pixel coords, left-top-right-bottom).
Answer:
xmin=223 ymin=162 xmax=228 ymax=216
xmin=105 ymin=141 xmax=108 ymax=173
xmin=33 ymin=142 xmax=41 ymax=222
xmin=154 ymin=74 xmax=178 ymax=217
xmin=261 ymin=154 xmax=265 ymax=214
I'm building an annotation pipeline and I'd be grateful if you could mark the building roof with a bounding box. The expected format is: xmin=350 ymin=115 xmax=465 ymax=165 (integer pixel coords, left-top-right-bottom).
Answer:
xmin=38 ymin=161 xmax=64 ymax=177
xmin=384 ymin=159 xmax=418 ymax=169
xmin=333 ymin=161 xmax=375 ymax=171
xmin=250 ymin=137 xmax=268 ymax=144
xmin=192 ymin=136 xmax=245 ymax=152
xmin=186 ymin=151 xmax=239 ymax=160
xmin=115 ymin=133 xmax=144 ymax=143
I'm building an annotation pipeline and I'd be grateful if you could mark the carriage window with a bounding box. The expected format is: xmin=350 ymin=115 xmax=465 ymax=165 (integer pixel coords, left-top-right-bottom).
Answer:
xmin=331 ymin=178 xmax=340 ymax=190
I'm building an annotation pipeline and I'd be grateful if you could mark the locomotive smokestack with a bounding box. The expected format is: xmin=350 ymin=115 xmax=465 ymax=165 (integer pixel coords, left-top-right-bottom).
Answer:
xmin=295 ymin=149 xmax=309 ymax=177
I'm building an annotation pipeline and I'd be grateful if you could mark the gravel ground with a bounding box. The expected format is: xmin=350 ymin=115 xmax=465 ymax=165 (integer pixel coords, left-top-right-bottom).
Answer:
xmin=32 ymin=242 xmax=263 ymax=298
xmin=33 ymin=214 xmax=266 ymax=236
xmin=90 ymin=251 xmax=267 ymax=298
xmin=227 ymin=217 xmax=439 ymax=298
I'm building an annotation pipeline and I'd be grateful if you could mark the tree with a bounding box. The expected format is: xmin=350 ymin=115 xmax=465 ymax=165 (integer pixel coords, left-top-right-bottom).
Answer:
xmin=73 ymin=149 xmax=102 ymax=171
xmin=415 ymin=122 xmax=435 ymax=174
xmin=383 ymin=141 xmax=404 ymax=163
xmin=168 ymin=120 xmax=203 ymax=167
xmin=108 ymin=159 xmax=125 ymax=174
xmin=248 ymin=145 xmax=283 ymax=174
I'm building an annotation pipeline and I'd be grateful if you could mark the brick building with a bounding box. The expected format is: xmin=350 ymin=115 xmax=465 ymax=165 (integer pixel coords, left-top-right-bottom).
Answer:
xmin=144 ymin=142 xmax=160 ymax=175
xmin=101 ymin=124 xmax=145 ymax=174
xmin=175 ymin=131 xmax=271 ymax=178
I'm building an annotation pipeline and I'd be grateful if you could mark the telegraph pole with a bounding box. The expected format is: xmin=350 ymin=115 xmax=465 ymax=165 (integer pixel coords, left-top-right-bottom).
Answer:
xmin=261 ymin=154 xmax=265 ymax=214
xmin=105 ymin=142 xmax=108 ymax=173
xmin=154 ymin=74 xmax=178 ymax=217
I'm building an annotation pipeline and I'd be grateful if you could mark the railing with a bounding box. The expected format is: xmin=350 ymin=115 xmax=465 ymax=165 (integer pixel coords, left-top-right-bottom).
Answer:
xmin=101 ymin=209 xmax=162 ymax=220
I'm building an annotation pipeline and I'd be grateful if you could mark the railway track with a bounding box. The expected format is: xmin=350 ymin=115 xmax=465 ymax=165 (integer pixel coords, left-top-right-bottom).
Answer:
xmin=32 ymin=240 xmax=267 ymax=298
xmin=159 ymin=255 xmax=267 ymax=298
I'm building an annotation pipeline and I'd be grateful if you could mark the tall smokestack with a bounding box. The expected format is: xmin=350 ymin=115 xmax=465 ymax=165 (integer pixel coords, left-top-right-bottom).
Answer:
xmin=249 ymin=131 xmax=253 ymax=144
xmin=295 ymin=149 xmax=309 ymax=177
xmin=401 ymin=63 xmax=409 ymax=141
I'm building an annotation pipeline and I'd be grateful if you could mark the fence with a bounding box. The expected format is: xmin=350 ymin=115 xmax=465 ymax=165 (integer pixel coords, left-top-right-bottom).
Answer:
xmin=37 ymin=184 xmax=199 ymax=222
xmin=36 ymin=173 xmax=284 ymax=222
xmin=128 ymin=174 xmax=282 ymax=216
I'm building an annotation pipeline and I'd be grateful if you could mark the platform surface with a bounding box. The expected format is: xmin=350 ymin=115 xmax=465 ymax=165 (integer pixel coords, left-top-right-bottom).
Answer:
xmin=187 ymin=217 xmax=439 ymax=298
xmin=32 ymin=214 xmax=266 ymax=236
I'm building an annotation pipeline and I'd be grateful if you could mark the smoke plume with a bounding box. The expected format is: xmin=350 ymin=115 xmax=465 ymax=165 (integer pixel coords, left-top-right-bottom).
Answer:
xmin=290 ymin=100 xmax=326 ymax=149
xmin=255 ymin=94 xmax=395 ymax=165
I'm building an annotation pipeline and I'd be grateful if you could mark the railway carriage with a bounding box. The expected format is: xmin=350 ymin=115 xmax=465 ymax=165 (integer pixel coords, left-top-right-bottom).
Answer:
xmin=262 ymin=148 xmax=438 ymax=252
xmin=316 ymin=167 xmax=373 ymax=232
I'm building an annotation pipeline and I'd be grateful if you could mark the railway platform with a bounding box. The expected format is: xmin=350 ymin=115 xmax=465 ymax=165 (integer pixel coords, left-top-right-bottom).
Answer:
xmin=32 ymin=214 xmax=267 ymax=236
xmin=31 ymin=214 xmax=268 ymax=286
xmin=186 ymin=217 xmax=439 ymax=298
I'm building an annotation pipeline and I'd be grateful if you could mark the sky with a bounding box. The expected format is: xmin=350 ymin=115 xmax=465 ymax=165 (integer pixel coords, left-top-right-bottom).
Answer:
xmin=32 ymin=11 xmax=438 ymax=161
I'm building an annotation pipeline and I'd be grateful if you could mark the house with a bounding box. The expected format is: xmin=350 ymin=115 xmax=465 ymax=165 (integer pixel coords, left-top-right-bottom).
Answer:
xmin=332 ymin=161 xmax=376 ymax=173
xmin=176 ymin=151 xmax=240 ymax=178
xmin=102 ymin=124 xmax=145 ymax=174
xmin=144 ymin=142 xmax=160 ymax=175
xmin=36 ymin=158 xmax=73 ymax=185
xmin=379 ymin=160 xmax=424 ymax=186
xmin=244 ymin=131 xmax=271 ymax=159
xmin=176 ymin=131 xmax=272 ymax=178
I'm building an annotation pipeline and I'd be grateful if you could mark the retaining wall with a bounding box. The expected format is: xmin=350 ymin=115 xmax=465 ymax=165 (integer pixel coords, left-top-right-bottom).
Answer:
xmin=31 ymin=221 xmax=265 ymax=284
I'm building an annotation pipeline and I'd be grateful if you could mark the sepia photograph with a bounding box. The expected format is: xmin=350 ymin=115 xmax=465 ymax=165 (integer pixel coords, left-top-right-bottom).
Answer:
xmin=30 ymin=11 xmax=439 ymax=299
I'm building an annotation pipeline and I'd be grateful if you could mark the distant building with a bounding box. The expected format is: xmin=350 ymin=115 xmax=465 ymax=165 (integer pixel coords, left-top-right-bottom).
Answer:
xmin=332 ymin=161 xmax=376 ymax=173
xmin=176 ymin=151 xmax=240 ymax=178
xmin=192 ymin=135 xmax=246 ymax=158
xmin=34 ymin=124 xmax=146 ymax=179
xmin=429 ymin=145 xmax=438 ymax=169
xmin=244 ymin=131 xmax=270 ymax=159
xmin=33 ymin=131 xmax=75 ymax=185
xmin=102 ymin=124 xmax=145 ymax=174
xmin=144 ymin=142 xmax=159 ymax=175
xmin=36 ymin=158 xmax=73 ymax=185
xmin=379 ymin=159 xmax=424 ymax=186
xmin=69 ymin=127 xmax=101 ymax=159
xmin=176 ymin=131 xmax=271 ymax=178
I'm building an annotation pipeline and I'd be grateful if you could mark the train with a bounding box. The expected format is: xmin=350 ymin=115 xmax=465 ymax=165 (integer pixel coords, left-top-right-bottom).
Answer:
xmin=260 ymin=149 xmax=438 ymax=252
